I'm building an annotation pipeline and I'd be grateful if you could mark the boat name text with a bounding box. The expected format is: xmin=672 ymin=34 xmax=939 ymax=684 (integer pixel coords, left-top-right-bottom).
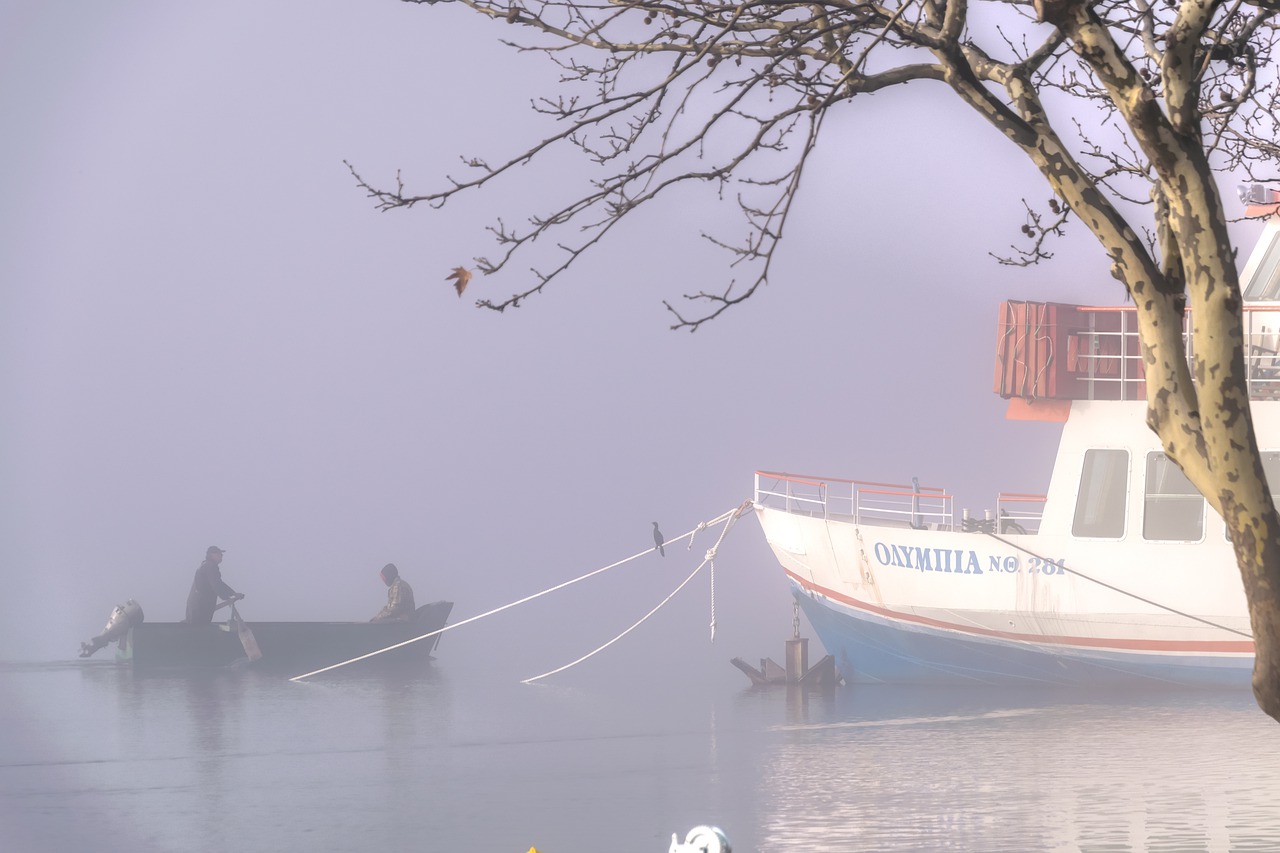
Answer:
xmin=872 ymin=542 xmax=1066 ymax=575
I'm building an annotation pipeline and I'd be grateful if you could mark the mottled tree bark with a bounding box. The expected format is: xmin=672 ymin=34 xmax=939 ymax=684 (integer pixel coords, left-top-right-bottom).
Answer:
xmin=1042 ymin=0 xmax=1280 ymax=720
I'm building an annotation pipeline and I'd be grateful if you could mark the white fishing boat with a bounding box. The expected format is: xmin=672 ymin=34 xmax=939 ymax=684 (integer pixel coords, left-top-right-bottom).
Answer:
xmin=753 ymin=188 xmax=1280 ymax=687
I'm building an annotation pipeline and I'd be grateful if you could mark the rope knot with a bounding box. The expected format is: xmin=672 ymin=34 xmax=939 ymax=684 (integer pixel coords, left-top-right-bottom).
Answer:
xmin=705 ymin=547 xmax=717 ymax=561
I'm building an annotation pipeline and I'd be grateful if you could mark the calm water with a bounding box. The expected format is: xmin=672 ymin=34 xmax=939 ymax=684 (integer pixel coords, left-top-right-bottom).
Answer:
xmin=4 ymin=660 xmax=1280 ymax=852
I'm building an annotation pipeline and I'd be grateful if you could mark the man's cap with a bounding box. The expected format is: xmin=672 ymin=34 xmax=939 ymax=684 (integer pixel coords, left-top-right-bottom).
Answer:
xmin=381 ymin=563 xmax=398 ymax=579
xmin=207 ymin=546 xmax=225 ymax=555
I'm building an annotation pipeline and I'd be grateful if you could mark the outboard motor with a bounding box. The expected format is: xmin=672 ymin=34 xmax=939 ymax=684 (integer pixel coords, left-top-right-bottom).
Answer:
xmin=79 ymin=599 xmax=144 ymax=658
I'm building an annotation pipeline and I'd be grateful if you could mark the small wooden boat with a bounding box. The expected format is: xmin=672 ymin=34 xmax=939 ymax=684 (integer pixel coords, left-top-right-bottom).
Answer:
xmin=84 ymin=601 xmax=454 ymax=674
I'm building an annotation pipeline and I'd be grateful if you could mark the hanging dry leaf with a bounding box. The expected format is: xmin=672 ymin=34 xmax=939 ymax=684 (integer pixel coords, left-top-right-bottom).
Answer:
xmin=445 ymin=266 xmax=472 ymax=298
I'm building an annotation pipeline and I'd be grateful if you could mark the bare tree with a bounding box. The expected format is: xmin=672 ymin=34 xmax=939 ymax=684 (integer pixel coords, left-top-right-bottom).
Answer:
xmin=351 ymin=0 xmax=1280 ymax=717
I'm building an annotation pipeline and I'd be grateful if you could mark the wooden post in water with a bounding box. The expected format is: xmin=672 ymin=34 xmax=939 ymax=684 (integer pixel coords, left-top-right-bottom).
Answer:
xmin=731 ymin=600 xmax=839 ymax=688
xmin=785 ymin=637 xmax=808 ymax=684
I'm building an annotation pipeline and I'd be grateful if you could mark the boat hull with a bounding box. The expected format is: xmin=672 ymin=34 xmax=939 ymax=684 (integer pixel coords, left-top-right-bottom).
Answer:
xmin=755 ymin=495 xmax=1254 ymax=688
xmin=789 ymin=578 xmax=1251 ymax=688
xmin=119 ymin=601 xmax=454 ymax=674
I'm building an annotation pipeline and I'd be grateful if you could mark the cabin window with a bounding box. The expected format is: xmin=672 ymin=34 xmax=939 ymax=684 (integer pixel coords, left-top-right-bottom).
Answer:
xmin=1143 ymin=453 xmax=1205 ymax=541
xmin=1263 ymin=452 xmax=1280 ymax=493
xmin=1242 ymin=229 xmax=1280 ymax=301
xmin=1224 ymin=451 xmax=1280 ymax=540
xmin=1073 ymin=449 xmax=1129 ymax=538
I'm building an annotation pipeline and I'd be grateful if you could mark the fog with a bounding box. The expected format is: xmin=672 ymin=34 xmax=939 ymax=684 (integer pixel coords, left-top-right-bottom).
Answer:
xmin=2 ymin=3 xmax=1263 ymax=691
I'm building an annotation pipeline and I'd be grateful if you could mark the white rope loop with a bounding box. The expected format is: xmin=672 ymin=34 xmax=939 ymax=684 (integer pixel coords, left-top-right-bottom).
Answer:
xmin=521 ymin=502 xmax=748 ymax=684
xmin=521 ymin=558 xmax=709 ymax=684
xmin=709 ymin=556 xmax=717 ymax=643
xmin=289 ymin=504 xmax=747 ymax=682
xmin=688 ymin=520 xmax=707 ymax=551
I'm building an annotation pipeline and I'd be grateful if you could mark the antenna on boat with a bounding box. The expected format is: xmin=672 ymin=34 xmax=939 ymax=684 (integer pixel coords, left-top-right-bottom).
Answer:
xmin=911 ymin=476 xmax=922 ymax=529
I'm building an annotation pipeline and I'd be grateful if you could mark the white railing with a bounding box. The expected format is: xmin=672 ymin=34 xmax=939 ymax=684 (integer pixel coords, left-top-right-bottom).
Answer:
xmin=753 ymin=472 xmax=1046 ymax=535
xmin=1069 ymin=305 xmax=1280 ymax=400
xmin=994 ymin=492 xmax=1046 ymax=535
xmin=754 ymin=472 xmax=953 ymax=530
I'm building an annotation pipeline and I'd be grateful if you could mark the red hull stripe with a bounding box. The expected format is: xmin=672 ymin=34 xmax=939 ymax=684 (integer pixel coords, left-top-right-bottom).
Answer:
xmin=787 ymin=570 xmax=1255 ymax=655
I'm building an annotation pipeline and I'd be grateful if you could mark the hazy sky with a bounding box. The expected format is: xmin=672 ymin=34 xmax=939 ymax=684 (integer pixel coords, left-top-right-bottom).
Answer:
xmin=3 ymin=3 xmax=1266 ymax=688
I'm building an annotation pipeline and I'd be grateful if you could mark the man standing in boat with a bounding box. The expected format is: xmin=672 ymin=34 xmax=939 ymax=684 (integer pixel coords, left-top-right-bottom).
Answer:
xmin=184 ymin=545 xmax=243 ymax=623
xmin=371 ymin=563 xmax=415 ymax=623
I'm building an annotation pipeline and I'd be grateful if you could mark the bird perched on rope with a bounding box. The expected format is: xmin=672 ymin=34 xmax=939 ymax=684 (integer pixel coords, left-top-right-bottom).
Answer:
xmin=652 ymin=522 xmax=665 ymax=557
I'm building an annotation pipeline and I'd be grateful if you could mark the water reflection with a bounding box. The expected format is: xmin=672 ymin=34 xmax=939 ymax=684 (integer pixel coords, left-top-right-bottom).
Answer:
xmin=754 ymin=685 xmax=1280 ymax=853
xmin=183 ymin=671 xmax=242 ymax=832
xmin=74 ymin=662 xmax=456 ymax=849
xmin=16 ymin=660 xmax=1280 ymax=851
xmin=283 ymin=666 xmax=455 ymax=842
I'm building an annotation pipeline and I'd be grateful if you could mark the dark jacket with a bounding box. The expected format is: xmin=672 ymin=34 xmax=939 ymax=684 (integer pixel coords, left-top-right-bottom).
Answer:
xmin=184 ymin=559 xmax=238 ymax=623
xmin=371 ymin=577 xmax=415 ymax=623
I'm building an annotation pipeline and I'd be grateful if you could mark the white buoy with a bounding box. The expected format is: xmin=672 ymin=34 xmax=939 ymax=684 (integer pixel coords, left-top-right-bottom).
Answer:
xmin=669 ymin=825 xmax=731 ymax=853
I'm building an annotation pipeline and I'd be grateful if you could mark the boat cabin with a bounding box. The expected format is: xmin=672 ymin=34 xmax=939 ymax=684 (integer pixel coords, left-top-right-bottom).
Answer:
xmin=989 ymin=188 xmax=1280 ymax=542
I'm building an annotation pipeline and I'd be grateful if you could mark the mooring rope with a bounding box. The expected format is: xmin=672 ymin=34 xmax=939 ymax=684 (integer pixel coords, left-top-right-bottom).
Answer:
xmin=289 ymin=503 xmax=750 ymax=682
xmin=709 ymin=543 xmax=717 ymax=644
xmin=520 ymin=500 xmax=751 ymax=684
xmin=521 ymin=559 xmax=706 ymax=684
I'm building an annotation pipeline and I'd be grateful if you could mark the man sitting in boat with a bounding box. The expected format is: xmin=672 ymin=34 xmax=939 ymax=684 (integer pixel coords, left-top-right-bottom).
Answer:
xmin=184 ymin=545 xmax=243 ymax=624
xmin=370 ymin=563 xmax=415 ymax=623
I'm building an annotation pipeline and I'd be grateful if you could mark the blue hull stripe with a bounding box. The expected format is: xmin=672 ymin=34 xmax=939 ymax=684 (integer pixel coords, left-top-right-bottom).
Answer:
xmin=790 ymin=580 xmax=1252 ymax=688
